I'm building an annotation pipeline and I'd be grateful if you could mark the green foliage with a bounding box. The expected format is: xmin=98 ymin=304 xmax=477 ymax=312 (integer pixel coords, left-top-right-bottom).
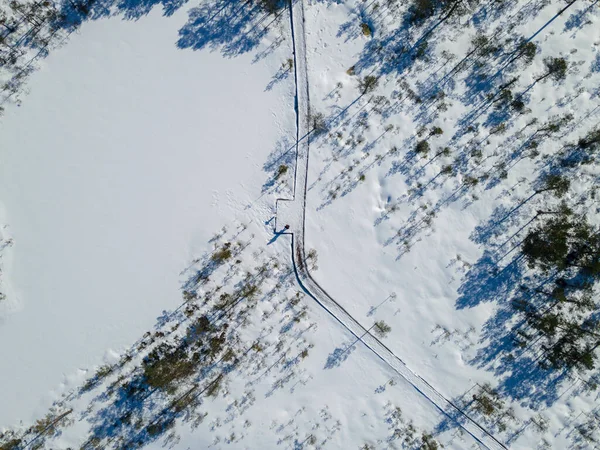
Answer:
xmin=420 ymin=433 xmax=440 ymax=450
xmin=212 ymin=242 xmax=232 ymax=264
xmin=430 ymin=126 xmax=443 ymax=136
xmin=415 ymin=139 xmax=430 ymax=155
xmin=409 ymin=0 xmax=435 ymax=22
xmin=472 ymin=384 xmax=504 ymax=417
xmin=95 ymin=364 xmax=113 ymax=379
xmin=440 ymin=164 xmax=453 ymax=175
xmin=511 ymin=98 xmax=525 ymax=112
xmin=239 ymin=282 xmax=259 ymax=299
xmin=359 ymin=75 xmax=379 ymax=94
xmin=521 ymin=217 xmax=573 ymax=271
xmin=519 ymin=205 xmax=600 ymax=372
xmin=578 ymin=128 xmax=600 ymax=152
xmin=538 ymin=174 xmax=570 ymax=197
xmin=205 ymin=375 xmax=223 ymax=398
xmin=541 ymin=57 xmax=568 ymax=82
xmin=414 ymin=40 xmax=429 ymax=60
xmin=360 ymin=22 xmax=372 ymax=37
xmin=409 ymin=0 xmax=474 ymax=24
xmin=518 ymin=40 xmax=537 ymax=65
xmin=143 ymin=344 xmax=198 ymax=392
xmin=373 ymin=320 xmax=392 ymax=338
xmin=256 ymin=0 xmax=283 ymax=14
xmin=494 ymin=89 xmax=513 ymax=109
xmin=464 ymin=175 xmax=479 ymax=187
xmin=544 ymin=337 xmax=596 ymax=371
xmin=188 ymin=315 xmax=212 ymax=340
xmin=0 ymin=438 xmax=22 ymax=450
xmin=146 ymin=418 xmax=174 ymax=438
xmin=276 ymin=164 xmax=288 ymax=179
xmin=472 ymin=33 xmax=497 ymax=57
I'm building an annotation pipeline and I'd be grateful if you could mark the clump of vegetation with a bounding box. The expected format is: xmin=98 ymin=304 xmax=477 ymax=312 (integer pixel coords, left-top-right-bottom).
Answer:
xmin=414 ymin=40 xmax=429 ymax=60
xmin=143 ymin=344 xmax=198 ymax=393
xmin=256 ymin=0 xmax=284 ymax=14
xmin=0 ymin=432 xmax=22 ymax=450
xmin=146 ymin=418 xmax=175 ymax=438
xmin=187 ymin=315 xmax=212 ymax=339
xmin=212 ymin=242 xmax=232 ymax=264
xmin=359 ymin=75 xmax=379 ymax=94
xmin=535 ymin=57 xmax=568 ymax=83
xmin=276 ymin=164 xmax=288 ymax=179
xmin=409 ymin=0 xmax=435 ymax=23
xmin=0 ymin=441 xmax=20 ymax=450
xmin=430 ymin=126 xmax=443 ymax=136
xmin=415 ymin=139 xmax=430 ymax=156
xmin=421 ymin=433 xmax=440 ymax=450
xmin=440 ymin=164 xmax=454 ymax=176
xmin=373 ymin=320 xmax=392 ymax=338
xmin=408 ymin=0 xmax=469 ymax=24
xmin=518 ymin=39 xmax=538 ymax=65
xmin=360 ymin=22 xmax=372 ymax=37
xmin=472 ymin=384 xmax=503 ymax=416
xmin=472 ymin=33 xmax=501 ymax=58
xmin=578 ymin=127 xmax=600 ymax=152
xmin=311 ymin=112 xmax=328 ymax=135
xmin=306 ymin=248 xmax=319 ymax=271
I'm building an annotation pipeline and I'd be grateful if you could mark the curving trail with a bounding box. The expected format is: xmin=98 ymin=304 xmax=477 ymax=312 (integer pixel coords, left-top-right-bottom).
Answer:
xmin=276 ymin=0 xmax=509 ymax=449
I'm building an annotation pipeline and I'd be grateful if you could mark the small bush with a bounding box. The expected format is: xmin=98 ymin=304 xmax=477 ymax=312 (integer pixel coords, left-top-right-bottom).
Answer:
xmin=0 ymin=438 xmax=22 ymax=450
xmin=276 ymin=164 xmax=288 ymax=179
xmin=440 ymin=165 xmax=453 ymax=175
xmin=518 ymin=40 xmax=537 ymax=65
xmin=359 ymin=75 xmax=379 ymax=94
xmin=96 ymin=364 xmax=113 ymax=379
xmin=257 ymin=0 xmax=283 ymax=14
xmin=360 ymin=22 xmax=372 ymax=37
xmin=373 ymin=320 xmax=392 ymax=338
xmin=539 ymin=57 xmax=568 ymax=83
xmin=212 ymin=243 xmax=232 ymax=264
xmin=143 ymin=344 xmax=197 ymax=392
xmin=409 ymin=0 xmax=435 ymax=23
xmin=415 ymin=139 xmax=430 ymax=155
xmin=311 ymin=112 xmax=328 ymax=135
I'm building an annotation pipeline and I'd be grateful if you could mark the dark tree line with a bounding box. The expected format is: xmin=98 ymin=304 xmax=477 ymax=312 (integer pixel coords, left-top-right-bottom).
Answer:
xmin=512 ymin=128 xmax=600 ymax=373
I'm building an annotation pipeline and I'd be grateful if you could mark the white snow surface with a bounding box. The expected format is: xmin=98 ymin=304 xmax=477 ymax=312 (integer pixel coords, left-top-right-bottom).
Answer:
xmin=1 ymin=0 xmax=600 ymax=447
xmin=0 ymin=5 xmax=294 ymax=426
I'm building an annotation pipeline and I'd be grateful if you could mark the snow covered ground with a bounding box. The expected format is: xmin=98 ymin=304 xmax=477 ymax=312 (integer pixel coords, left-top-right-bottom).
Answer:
xmin=0 ymin=3 xmax=294 ymax=427
xmin=1 ymin=0 xmax=600 ymax=447
xmin=302 ymin=0 xmax=600 ymax=447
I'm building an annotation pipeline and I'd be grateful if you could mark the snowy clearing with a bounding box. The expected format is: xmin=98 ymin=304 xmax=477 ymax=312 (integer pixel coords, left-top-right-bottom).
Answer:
xmin=1 ymin=0 xmax=600 ymax=448
xmin=0 ymin=4 xmax=294 ymax=426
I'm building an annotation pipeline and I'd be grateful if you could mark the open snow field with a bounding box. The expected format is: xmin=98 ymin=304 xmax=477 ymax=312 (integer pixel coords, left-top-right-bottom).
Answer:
xmin=0 ymin=4 xmax=294 ymax=426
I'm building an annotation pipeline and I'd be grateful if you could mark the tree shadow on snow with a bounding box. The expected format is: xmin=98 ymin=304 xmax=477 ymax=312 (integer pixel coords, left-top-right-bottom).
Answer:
xmin=52 ymin=0 xmax=285 ymax=60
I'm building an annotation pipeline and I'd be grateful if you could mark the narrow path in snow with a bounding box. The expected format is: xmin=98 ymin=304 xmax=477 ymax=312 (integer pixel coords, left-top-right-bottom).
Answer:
xmin=276 ymin=1 xmax=508 ymax=449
